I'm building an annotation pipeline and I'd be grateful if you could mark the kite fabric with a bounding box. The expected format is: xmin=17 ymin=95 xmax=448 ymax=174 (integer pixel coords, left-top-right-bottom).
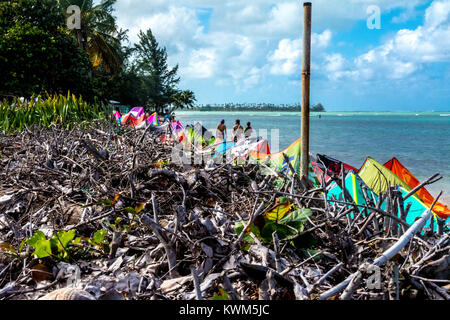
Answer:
xmin=327 ymin=170 xmax=437 ymax=231
xmin=248 ymin=137 xmax=316 ymax=182
xmin=120 ymin=107 xmax=147 ymax=128
xmin=384 ymin=157 xmax=449 ymax=219
xmin=358 ymin=157 xmax=446 ymax=227
xmin=121 ymin=113 xmax=147 ymax=127
xmin=311 ymin=154 xmax=357 ymax=186
xmin=358 ymin=157 xmax=412 ymax=195
xmin=128 ymin=107 xmax=145 ymax=119
xmin=171 ymin=121 xmax=184 ymax=133
xmin=248 ymin=138 xmax=302 ymax=176
xmin=327 ymin=170 xmax=376 ymax=215
xmin=184 ymin=123 xmax=216 ymax=148
xmin=147 ymin=112 xmax=160 ymax=126
xmin=316 ymin=154 xmax=358 ymax=177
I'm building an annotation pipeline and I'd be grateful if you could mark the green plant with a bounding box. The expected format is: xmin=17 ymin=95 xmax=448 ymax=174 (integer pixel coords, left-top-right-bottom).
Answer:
xmin=73 ymin=229 xmax=110 ymax=255
xmin=211 ymin=287 xmax=231 ymax=300
xmin=234 ymin=199 xmax=313 ymax=250
xmin=102 ymin=202 xmax=146 ymax=234
xmin=27 ymin=230 xmax=76 ymax=261
xmin=0 ymin=93 xmax=108 ymax=134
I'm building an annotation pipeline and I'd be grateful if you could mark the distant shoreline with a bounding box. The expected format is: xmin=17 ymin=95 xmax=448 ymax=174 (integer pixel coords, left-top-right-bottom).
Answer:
xmin=179 ymin=110 xmax=450 ymax=114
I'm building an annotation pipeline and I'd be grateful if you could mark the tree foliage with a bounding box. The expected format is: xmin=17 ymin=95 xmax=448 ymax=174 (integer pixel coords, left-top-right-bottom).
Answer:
xmin=0 ymin=0 xmax=93 ymax=99
xmin=134 ymin=29 xmax=180 ymax=112
xmin=0 ymin=0 xmax=196 ymax=110
xmin=58 ymin=0 xmax=123 ymax=74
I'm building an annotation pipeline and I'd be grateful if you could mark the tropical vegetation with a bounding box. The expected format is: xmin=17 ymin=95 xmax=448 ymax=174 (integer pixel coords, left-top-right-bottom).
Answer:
xmin=0 ymin=0 xmax=196 ymax=115
xmin=0 ymin=94 xmax=107 ymax=134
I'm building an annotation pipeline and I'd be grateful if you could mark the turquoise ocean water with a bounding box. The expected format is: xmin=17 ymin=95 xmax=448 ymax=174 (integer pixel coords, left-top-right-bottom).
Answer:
xmin=176 ymin=111 xmax=450 ymax=204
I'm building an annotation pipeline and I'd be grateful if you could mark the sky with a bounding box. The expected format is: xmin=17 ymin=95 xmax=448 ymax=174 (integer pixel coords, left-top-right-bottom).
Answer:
xmin=113 ymin=0 xmax=450 ymax=111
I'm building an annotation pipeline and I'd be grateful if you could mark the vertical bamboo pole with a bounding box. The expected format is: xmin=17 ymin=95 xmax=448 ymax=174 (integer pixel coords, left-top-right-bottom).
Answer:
xmin=300 ymin=2 xmax=312 ymax=179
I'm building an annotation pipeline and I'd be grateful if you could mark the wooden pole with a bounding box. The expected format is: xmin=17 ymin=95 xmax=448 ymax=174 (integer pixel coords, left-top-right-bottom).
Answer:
xmin=300 ymin=2 xmax=312 ymax=179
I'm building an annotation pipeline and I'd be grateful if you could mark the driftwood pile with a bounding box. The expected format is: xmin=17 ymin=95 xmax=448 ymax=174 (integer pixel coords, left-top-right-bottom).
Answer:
xmin=0 ymin=121 xmax=448 ymax=300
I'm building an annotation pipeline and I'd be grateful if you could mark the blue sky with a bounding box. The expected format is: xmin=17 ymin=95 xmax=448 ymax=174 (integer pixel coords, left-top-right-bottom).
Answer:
xmin=114 ymin=0 xmax=450 ymax=111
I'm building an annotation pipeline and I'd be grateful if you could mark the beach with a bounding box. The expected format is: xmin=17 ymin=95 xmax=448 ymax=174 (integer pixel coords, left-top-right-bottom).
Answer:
xmin=176 ymin=111 xmax=450 ymax=205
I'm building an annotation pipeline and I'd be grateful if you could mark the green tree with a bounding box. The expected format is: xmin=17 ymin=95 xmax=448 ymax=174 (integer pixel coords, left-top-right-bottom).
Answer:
xmin=0 ymin=0 xmax=93 ymax=99
xmin=135 ymin=29 xmax=180 ymax=112
xmin=311 ymin=103 xmax=325 ymax=112
xmin=171 ymin=90 xmax=197 ymax=112
xmin=58 ymin=0 xmax=122 ymax=74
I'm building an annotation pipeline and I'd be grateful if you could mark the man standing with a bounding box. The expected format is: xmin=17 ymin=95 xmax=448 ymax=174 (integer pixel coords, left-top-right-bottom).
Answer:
xmin=217 ymin=119 xmax=227 ymax=141
xmin=232 ymin=120 xmax=244 ymax=142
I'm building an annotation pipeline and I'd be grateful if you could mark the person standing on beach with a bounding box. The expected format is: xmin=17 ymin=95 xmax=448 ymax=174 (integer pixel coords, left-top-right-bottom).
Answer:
xmin=232 ymin=120 xmax=244 ymax=142
xmin=163 ymin=109 xmax=171 ymax=123
xmin=217 ymin=119 xmax=227 ymax=141
xmin=244 ymin=122 xmax=253 ymax=138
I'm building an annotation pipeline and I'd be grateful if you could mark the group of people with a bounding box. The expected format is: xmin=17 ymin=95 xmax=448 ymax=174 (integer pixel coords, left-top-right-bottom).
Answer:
xmin=113 ymin=108 xmax=254 ymax=143
xmin=217 ymin=119 xmax=253 ymax=142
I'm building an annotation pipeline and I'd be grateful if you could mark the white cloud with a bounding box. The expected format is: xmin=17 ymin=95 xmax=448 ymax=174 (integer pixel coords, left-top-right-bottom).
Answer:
xmin=184 ymin=48 xmax=217 ymax=79
xmin=113 ymin=0 xmax=449 ymax=99
xmin=324 ymin=0 xmax=450 ymax=82
xmin=268 ymin=30 xmax=332 ymax=75
xmin=126 ymin=6 xmax=203 ymax=51
xmin=425 ymin=0 xmax=450 ymax=29
xmin=268 ymin=38 xmax=301 ymax=75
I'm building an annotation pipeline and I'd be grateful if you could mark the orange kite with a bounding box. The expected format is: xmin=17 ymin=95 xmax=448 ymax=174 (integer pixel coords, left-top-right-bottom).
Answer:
xmin=384 ymin=157 xmax=449 ymax=219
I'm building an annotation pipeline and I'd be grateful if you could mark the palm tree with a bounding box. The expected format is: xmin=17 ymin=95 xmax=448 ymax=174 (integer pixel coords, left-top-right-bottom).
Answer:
xmin=171 ymin=90 xmax=196 ymax=112
xmin=59 ymin=0 xmax=122 ymax=73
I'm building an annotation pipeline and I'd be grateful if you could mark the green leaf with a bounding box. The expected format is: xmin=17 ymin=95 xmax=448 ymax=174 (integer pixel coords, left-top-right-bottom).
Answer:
xmin=301 ymin=249 xmax=323 ymax=262
xmin=234 ymin=222 xmax=262 ymax=250
xmin=27 ymin=231 xmax=52 ymax=258
xmin=278 ymin=208 xmax=312 ymax=232
xmin=92 ymin=229 xmax=107 ymax=245
xmin=211 ymin=287 xmax=231 ymax=300
xmin=260 ymin=222 xmax=299 ymax=242
xmin=27 ymin=230 xmax=46 ymax=247
xmin=52 ymin=230 xmax=76 ymax=249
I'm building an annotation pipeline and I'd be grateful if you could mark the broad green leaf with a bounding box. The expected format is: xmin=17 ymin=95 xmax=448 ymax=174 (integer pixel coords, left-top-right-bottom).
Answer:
xmin=264 ymin=197 xmax=294 ymax=222
xmin=279 ymin=208 xmax=312 ymax=231
xmin=92 ymin=229 xmax=107 ymax=245
xmin=301 ymin=249 xmax=323 ymax=262
xmin=260 ymin=222 xmax=299 ymax=242
xmin=28 ymin=233 xmax=52 ymax=259
xmin=52 ymin=230 xmax=76 ymax=249
xmin=27 ymin=230 xmax=46 ymax=247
